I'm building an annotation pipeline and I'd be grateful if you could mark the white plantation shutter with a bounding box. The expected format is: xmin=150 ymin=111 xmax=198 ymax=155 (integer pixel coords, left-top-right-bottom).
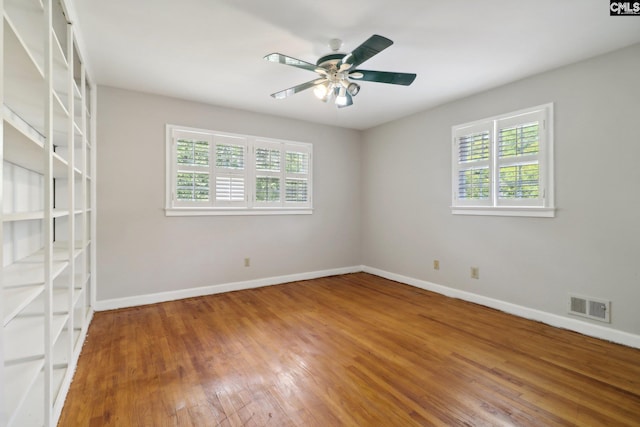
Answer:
xmin=215 ymin=177 xmax=245 ymax=202
xmin=284 ymin=148 xmax=311 ymax=205
xmin=253 ymin=140 xmax=312 ymax=207
xmin=451 ymin=104 xmax=554 ymax=217
xmin=214 ymin=135 xmax=247 ymax=206
xmin=496 ymin=110 xmax=545 ymax=207
xmin=166 ymin=125 xmax=312 ymax=214
xmin=453 ymin=122 xmax=493 ymax=207
xmin=171 ymin=129 xmax=213 ymax=207
xmin=254 ymin=140 xmax=282 ymax=205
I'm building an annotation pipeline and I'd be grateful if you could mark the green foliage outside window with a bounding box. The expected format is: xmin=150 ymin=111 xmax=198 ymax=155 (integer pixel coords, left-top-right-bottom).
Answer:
xmin=286 ymin=152 xmax=309 ymax=174
xmin=256 ymin=177 xmax=280 ymax=202
xmin=177 ymin=139 xmax=208 ymax=166
xmin=177 ymin=172 xmax=209 ymax=201
xmin=458 ymin=168 xmax=490 ymax=200
xmin=459 ymin=132 xmax=489 ymax=163
xmin=256 ymin=148 xmax=280 ymax=171
xmin=498 ymin=122 xmax=540 ymax=199
xmin=499 ymin=123 xmax=539 ymax=158
xmin=217 ymin=144 xmax=244 ymax=169
xmin=499 ymin=164 xmax=539 ymax=199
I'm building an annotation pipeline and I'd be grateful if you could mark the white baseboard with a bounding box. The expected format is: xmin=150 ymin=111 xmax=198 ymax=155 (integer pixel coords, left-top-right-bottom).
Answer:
xmin=362 ymin=265 xmax=640 ymax=350
xmin=94 ymin=264 xmax=640 ymax=349
xmin=94 ymin=266 xmax=362 ymax=311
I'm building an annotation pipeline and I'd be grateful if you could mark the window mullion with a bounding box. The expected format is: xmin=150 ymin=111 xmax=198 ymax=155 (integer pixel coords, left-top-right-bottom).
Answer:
xmin=212 ymin=141 xmax=218 ymax=207
xmin=492 ymin=120 xmax=498 ymax=207
xmin=279 ymin=146 xmax=285 ymax=206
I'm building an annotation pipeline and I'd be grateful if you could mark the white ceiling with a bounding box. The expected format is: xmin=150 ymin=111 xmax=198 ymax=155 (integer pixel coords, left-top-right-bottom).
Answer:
xmin=71 ymin=0 xmax=640 ymax=130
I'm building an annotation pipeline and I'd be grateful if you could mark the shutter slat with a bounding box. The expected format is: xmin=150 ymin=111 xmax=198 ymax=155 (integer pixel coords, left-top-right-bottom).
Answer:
xmin=176 ymin=171 xmax=210 ymax=201
xmin=286 ymin=178 xmax=308 ymax=202
xmin=256 ymin=148 xmax=281 ymax=171
xmin=458 ymin=131 xmax=490 ymax=163
xmin=286 ymin=151 xmax=309 ymax=174
xmin=498 ymin=163 xmax=539 ymax=199
xmin=457 ymin=167 xmax=490 ymax=200
xmin=216 ymin=177 xmax=245 ymax=201
xmin=498 ymin=122 xmax=539 ymax=158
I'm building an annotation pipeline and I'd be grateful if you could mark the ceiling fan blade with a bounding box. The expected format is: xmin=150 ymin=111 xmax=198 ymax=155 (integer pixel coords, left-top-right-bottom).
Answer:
xmin=264 ymin=53 xmax=324 ymax=73
xmin=270 ymin=78 xmax=327 ymax=99
xmin=349 ymin=70 xmax=416 ymax=86
xmin=338 ymin=34 xmax=393 ymax=71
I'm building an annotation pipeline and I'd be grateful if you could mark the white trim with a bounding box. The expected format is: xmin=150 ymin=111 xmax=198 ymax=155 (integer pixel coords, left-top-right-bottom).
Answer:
xmin=166 ymin=124 xmax=313 ymax=214
xmin=94 ymin=266 xmax=361 ymax=311
xmin=451 ymin=206 xmax=555 ymax=217
xmin=452 ymin=103 xmax=554 ymax=216
xmin=164 ymin=208 xmax=313 ymax=216
xmin=361 ymin=266 xmax=640 ymax=350
xmin=94 ymin=266 xmax=640 ymax=349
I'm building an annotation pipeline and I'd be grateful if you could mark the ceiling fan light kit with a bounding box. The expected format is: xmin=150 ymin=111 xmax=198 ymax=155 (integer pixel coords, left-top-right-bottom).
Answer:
xmin=264 ymin=34 xmax=417 ymax=108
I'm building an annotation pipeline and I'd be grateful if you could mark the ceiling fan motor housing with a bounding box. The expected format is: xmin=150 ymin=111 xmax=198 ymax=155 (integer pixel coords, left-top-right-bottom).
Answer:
xmin=316 ymin=53 xmax=346 ymax=68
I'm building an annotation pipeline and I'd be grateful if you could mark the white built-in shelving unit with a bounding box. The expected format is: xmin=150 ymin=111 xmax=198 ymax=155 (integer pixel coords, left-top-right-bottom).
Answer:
xmin=1 ymin=0 xmax=96 ymax=425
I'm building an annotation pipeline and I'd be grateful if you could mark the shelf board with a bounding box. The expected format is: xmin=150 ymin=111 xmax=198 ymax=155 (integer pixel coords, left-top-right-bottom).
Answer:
xmin=53 ymin=329 xmax=70 ymax=366
xmin=3 ymin=103 xmax=44 ymax=144
xmin=52 ymin=362 xmax=68 ymax=405
xmin=3 ymin=0 xmax=46 ymax=77
xmin=2 ymin=208 xmax=71 ymax=222
xmin=73 ymin=285 xmax=85 ymax=308
xmin=51 ymin=26 xmax=71 ymax=100
xmin=8 ymin=369 xmax=46 ymax=427
xmin=3 ymin=109 xmax=70 ymax=178
xmin=4 ymin=358 xmax=45 ymax=427
xmin=72 ymin=326 xmax=82 ymax=354
xmin=19 ymin=287 xmax=74 ymax=317
xmin=5 ymin=0 xmax=77 ymax=119
xmin=3 ymin=256 xmax=68 ymax=288
xmin=4 ymin=16 xmax=77 ymax=149
xmin=2 ymin=210 xmax=44 ymax=222
xmin=3 ymin=313 xmax=67 ymax=362
xmin=18 ymin=242 xmax=83 ymax=264
xmin=3 ymin=17 xmax=46 ymax=136
xmin=2 ymin=284 xmax=44 ymax=327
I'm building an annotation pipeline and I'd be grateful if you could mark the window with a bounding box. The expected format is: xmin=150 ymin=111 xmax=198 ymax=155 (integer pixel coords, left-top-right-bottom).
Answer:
xmin=166 ymin=125 xmax=312 ymax=215
xmin=451 ymin=104 xmax=554 ymax=217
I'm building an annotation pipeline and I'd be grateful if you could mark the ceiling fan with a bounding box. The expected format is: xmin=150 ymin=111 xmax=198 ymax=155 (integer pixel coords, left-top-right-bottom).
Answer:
xmin=264 ymin=35 xmax=417 ymax=108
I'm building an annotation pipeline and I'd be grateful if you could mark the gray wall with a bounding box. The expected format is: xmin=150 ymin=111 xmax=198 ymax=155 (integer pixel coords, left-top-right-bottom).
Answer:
xmin=97 ymin=87 xmax=362 ymax=301
xmin=361 ymin=44 xmax=640 ymax=335
xmin=97 ymin=44 xmax=640 ymax=337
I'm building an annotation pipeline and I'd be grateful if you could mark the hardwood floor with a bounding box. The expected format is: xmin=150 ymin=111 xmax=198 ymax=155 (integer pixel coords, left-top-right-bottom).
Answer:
xmin=59 ymin=273 xmax=640 ymax=426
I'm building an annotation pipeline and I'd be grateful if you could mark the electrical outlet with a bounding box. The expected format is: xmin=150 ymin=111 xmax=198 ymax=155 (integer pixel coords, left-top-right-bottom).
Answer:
xmin=433 ymin=260 xmax=440 ymax=270
xmin=244 ymin=257 xmax=250 ymax=267
xmin=471 ymin=267 xmax=479 ymax=279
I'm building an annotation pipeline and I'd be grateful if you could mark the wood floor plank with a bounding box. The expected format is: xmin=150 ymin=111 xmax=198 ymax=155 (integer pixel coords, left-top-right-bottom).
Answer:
xmin=59 ymin=273 xmax=640 ymax=426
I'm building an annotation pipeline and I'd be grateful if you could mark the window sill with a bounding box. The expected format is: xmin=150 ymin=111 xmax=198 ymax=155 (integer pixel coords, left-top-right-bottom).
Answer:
xmin=165 ymin=207 xmax=313 ymax=217
xmin=451 ymin=206 xmax=555 ymax=218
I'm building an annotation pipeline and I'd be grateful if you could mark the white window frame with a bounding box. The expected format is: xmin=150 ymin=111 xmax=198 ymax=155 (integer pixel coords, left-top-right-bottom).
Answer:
xmin=166 ymin=125 xmax=313 ymax=216
xmin=451 ymin=103 xmax=555 ymax=217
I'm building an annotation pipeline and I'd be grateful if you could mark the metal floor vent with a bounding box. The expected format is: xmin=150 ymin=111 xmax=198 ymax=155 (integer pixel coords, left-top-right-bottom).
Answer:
xmin=568 ymin=294 xmax=610 ymax=323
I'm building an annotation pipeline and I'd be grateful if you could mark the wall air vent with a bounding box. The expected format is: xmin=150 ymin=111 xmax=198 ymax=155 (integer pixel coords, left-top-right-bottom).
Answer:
xmin=568 ymin=294 xmax=610 ymax=323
